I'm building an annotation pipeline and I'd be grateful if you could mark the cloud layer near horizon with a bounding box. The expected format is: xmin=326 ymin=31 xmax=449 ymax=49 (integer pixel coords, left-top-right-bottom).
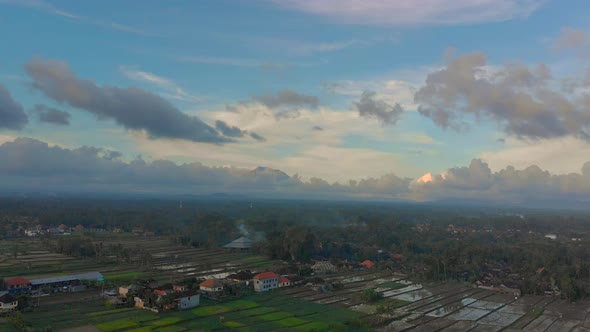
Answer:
xmin=3 ymin=137 xmax=590 ymax=204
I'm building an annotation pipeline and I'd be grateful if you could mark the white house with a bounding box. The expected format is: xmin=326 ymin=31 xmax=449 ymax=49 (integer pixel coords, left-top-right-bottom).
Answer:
xmin=178 ymin=294 xmax=200 ymax=310
xmin=278 ymin=277 xmax=291 ymax=288
xmin=199 ymin=279 xmax=224 ymax=293
xmin=545 ymin=234 xmax=557 ymax=240
xmin=0 ymin=292 xmax=18 ymax=313
xmin=253 ymin=272 xmax=279 ymax=292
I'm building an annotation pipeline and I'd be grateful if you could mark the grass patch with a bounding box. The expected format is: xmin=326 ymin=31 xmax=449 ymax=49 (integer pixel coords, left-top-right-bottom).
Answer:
xmin=259 ymin=311 xmax=294 ymax=321
xmin=127 ymin=328 xmax=152 ymax=332
xmin=154 ymin=326 xmax=186 ymax=332
xmin=96 ymin=319 xmax=138 ymax=331
xmin=105 ymin=271 xmax=145 ymax=280
xmin=191 ymin=305 xmax=230 ymax=317
xmin=295 ymin=321 xmax=331 ymax=332
xmin=276 ymin=317 xmax=308 ymax=327
xmin=87 ymin=307 xmax=136 ymax=317
xmin=151 ymin=317 xmax=183 ymax=327
xmin=224 ymin=300 xmax=258 ymax=310
xmin=224 ymin=321 xmax=246 ymax=328
xmin=378 ymin=298 xmax=411 ymax=309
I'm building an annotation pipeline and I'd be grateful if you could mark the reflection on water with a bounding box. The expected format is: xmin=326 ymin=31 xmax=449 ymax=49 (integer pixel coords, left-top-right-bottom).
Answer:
xmin=388 ymin=286 xmax=431 ymax=301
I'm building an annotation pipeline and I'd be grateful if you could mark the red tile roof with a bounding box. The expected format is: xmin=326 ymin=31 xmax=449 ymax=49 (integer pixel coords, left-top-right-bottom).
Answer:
xmin=360 ymin=260 xmax=375 ymax=268
xmin=153 ymin=289 xmax=166 ymax=296
xmin=392 ymin=253 xmax=404 ymax=259
xmin=278 ymin=277 xmax=290 ymax=283
xmin=6 ymin=277 xmax=31 ymax=286
xmin=253 ymin=272 xmax=279 ymax=280
xmin=200 ymin=279 xmax=222 ymax=289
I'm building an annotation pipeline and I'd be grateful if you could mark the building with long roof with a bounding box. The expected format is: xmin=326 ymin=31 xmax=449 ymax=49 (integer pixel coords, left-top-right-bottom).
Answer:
xmin=223 ymin=237 xmax=253 ymax=250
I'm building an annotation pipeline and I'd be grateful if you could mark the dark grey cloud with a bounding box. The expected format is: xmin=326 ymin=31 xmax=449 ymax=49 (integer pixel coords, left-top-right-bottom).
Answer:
xmin=215 ymin=120 xmax=245 ymax=138
xmin=415 ymin=52 xmax=590 ymax=140
xmin=252 ymin=89 xmax=319 ymax=109
xmin=250 ymin=132 xmax=266 ymax=142
xmin=354 ymin=91 xmax=403 ymax=125
xmin=0 ymin=84 xmax=28 ymax=130
xmin=31 ymin=104 xmax=71 ymax=125
xmin=24 ymin=57 xmax=230 ymax=144
xmin=312 ymin=126 xmax=324 ymax=131
xmin=3 ymin=137 xmax=590 ymax=204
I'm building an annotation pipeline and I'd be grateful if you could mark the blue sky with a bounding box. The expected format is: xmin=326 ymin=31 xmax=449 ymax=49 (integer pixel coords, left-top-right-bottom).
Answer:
xmin=2 ymin=0 xmax=590 ymax=200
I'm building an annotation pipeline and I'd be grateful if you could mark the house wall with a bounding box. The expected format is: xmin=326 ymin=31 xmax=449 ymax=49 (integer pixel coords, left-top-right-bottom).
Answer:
xmin=119 ymin=287 xmax=129 ymax=296
xmin=254 ymin=277 xmax=278 ymax=292
xmin=0 ymin=301 xmax=18 ymax=313
xmin=7 ymin=284 xmax=31 ymax=295
xmin=200 ymin=286 xmax=223 ymax=293
xmin=178 ymin=295 xmax=200 ymax=309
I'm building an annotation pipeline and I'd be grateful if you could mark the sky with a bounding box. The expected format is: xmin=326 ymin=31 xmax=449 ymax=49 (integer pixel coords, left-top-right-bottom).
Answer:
xmin=2 ymin=0 xmax=590 ymax=203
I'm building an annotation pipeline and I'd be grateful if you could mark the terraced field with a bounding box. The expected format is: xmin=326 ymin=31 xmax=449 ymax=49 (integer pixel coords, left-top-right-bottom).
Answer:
xmin=3 ymin=236 xmax=590 ymax=331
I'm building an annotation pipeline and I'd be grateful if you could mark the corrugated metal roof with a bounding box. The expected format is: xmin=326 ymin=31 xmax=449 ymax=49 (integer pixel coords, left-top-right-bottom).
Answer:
xmin=30 ymin=272 xmax=103 ymax=285
xmin=223 ymin=236 xmax=253 ymax=249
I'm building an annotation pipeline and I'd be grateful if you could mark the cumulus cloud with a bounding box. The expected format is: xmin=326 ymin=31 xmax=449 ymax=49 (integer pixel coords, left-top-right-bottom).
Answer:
xmin=215 ymin=120 xmax=246 ymax=138
xmin=0 ymin=84 xmax=28 ymax=130
xmin=24 ymin=57 xmax=232 ymax=144
xmin=554 ymin=28 xmax=589 ymax=50
xmin=248 ymin=89 xmax=320 ymax=119
xmin=272 ymin=0 xmax=543 ymax=26
xmin=253 ymin=89 xmax=319 ymax=109
xmin=31 ymin=104 xmax=71 ymax=125
xmin=250 ymin=132 xmax=266 ymax=142
xmin=415 ymin=52 xmax=590 ymax=139
xmin=354 ymin=91 xmax=403 ymax=125
xmin=411 ymin=158 xmax=590 ymax=203
xmin=4 ymin=137 xmax=590 ymax=204
xmin=0 ymin=137 xmax=409 ymax=197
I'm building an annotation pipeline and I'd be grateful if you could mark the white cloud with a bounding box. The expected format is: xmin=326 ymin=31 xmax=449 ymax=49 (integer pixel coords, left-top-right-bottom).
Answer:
xmin=324 ymin=79 xmax=418 ymax=110
xmin=0 ymin=0 xmax=157 ymax=36
xmin=271 ymin=0 xmax=543 ymax=26
xmin=129 ymin=102 xmax=441 ymax=182
xmin=480 ymin=136 xmax=590 ymax=174
xmin=119 ymin=66 xmax=207 ymax=103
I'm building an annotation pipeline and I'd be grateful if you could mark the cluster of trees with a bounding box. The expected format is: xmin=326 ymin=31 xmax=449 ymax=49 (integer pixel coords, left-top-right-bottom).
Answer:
xmin=53 ymin=237 xmax=153 ymax=266
xmin=5 ymin=197 xmax=590 ymax=301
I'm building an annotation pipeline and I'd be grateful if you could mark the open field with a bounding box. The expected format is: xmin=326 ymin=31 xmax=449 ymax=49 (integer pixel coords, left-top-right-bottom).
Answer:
xmin=0 ymin=234 xmax=286 ymax=286
xmin=4 ymin=235 xmax=590 ymax=331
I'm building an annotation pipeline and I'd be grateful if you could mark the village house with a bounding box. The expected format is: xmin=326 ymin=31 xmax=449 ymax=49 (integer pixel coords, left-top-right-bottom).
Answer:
xmin=119 ymin=284 xmax=141 ymax=297
xmin=6 ymin=277 xmax=31 ymax=295
xmin=278 ymin=277 xmax=291 ymax=288
xmin=0 ymin=292 xmax=18 ymax=313
xmin=30 ymin=271 xmax=103 ymax=293
xmin=173 ymin=284 xmax=187 ymax=292
xmin=199 ymin=279 xmax=224 ymax=297
xmin=253 ymin=272 xmax=279 ymax=292
xmin=360 ymin=260 xmax=375 ymax=268
xmin=177 ymin=294 xmax=200 ymax=310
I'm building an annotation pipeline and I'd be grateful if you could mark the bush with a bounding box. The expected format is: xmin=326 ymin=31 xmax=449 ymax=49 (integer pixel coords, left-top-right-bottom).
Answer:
xmin=361 ymin=289 xmax=383 ymax=303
